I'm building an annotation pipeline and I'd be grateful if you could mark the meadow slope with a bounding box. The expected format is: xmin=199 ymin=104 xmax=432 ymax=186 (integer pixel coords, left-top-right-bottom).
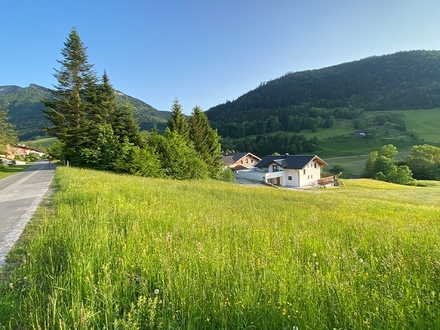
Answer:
xmin=0 ymin=168 xmax=439 ymax=329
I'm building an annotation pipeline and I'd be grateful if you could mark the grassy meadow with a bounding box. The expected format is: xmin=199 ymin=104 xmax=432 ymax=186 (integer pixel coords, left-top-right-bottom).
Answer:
xmin=403 ymin=109 xmax=440 ymax=144
xmin=21 ymin=137 xmax=57 ymax=149
xmin=0 ymin=168 xmax=439 ymax=329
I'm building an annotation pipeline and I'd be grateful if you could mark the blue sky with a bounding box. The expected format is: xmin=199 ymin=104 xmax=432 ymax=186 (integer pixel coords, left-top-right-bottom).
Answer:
xmin=2 ymin=0 xmax=440 ymax=114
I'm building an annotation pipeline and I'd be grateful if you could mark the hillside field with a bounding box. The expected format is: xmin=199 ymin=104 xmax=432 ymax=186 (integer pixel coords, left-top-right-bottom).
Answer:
xmin=21 ymin=137 xmax=57 ymax=149
xmin=309 ymin=109 xmax=440 ymax=157
xmin=403 ymin=109 xmax=440 ymax=144
xmin=0 ymin=168 xmax=439 ymax=329
xmin=303 ymin=108 xmax=440 ymax=175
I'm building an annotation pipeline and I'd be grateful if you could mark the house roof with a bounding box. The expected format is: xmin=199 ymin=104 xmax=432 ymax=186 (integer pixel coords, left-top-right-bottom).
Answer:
xmin=221 ymin=152 xmax=261 ymax=166
xmin=255 ymin=155 xmax=328 ymax=169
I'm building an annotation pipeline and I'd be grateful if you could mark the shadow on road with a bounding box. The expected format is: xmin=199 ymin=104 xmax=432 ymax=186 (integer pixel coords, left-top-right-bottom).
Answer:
xmin=22 ymin=161 xmax=57 ymax=172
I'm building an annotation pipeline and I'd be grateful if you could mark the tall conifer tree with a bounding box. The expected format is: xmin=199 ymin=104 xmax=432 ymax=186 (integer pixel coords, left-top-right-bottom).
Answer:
xmin=43 ymin=27 xmax=97 ymax=165
xmin=167 ymin=98 xmax=189 ymax=140
xmin=88 ymin=70 xmax=117 ymax=124
xmin=112 ymin=99 xmax=143 ymax=146
xmin=189 ymin=106 xmax=223 ymax=178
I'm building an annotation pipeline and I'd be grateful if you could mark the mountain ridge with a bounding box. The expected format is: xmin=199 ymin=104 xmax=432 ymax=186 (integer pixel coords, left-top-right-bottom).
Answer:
xmin=0 ymin=85 xmax=21 ymax=96
xmin=206 ymin=50 xmax=440 ymax=139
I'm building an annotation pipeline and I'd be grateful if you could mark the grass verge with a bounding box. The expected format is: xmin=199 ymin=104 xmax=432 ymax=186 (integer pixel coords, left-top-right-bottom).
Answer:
xmin=0 ymin=168 xmax=439 ymax=329
xmin=0 ymin=165 xmax=32 ymax=180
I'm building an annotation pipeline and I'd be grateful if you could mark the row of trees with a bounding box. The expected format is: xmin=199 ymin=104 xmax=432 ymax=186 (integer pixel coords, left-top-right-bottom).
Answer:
xmin=362 ymin=143 xmax=440 ymax=184
xmin=45 ymin=28 xmax=225 ymax=180
xmin=208 ymin=105 xmax=363 ymax=139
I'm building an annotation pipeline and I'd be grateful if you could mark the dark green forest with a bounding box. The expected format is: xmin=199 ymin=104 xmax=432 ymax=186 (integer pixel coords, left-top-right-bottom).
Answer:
xmin=207 ymin=50 xmax=440 ymax=155
xmin=0 ymin=84 xmax=51 ymax=140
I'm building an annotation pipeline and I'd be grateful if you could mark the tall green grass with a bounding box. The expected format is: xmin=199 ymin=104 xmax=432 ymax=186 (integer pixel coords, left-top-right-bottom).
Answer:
xmin=1 ymin=168 xmax=439 ymax=329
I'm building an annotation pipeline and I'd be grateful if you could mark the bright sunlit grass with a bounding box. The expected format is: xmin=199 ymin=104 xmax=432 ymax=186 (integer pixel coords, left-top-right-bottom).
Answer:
xmin=0 ymin=168 xmax=439 ymax=329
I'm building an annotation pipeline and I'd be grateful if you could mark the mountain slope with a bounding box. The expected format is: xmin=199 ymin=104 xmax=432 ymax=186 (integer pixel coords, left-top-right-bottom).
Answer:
xmin=0 ymin=85 xmax=21 ymax=96
xmin=206 ymin=50 xmax=440 ymax=138
xmin=0 ymin=84 xmax=169 ymax=140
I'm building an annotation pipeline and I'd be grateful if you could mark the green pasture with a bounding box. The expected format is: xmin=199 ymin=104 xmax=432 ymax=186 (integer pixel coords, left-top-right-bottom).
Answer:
xmin=301 ymin=108 xmax=439 ymax=158
xmin=0 ymin=165 xmax=31 ymax=179
xmin=323 ymin=155 xmax=367 ymax=177
xmin=1 ymin=168 xmax=439 ymax=329
xmin=21 ymin=137 xmax=57 ymax=149
xmin=399 ymin=109 xmax=440 ymax=144
xmin=324 ymin=150 xmax=410 ymax=177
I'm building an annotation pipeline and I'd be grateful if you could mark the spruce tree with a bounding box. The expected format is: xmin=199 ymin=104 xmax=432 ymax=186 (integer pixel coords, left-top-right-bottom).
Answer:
xmin=88 ymin=71 xmax=142 ymax=146
xmin=189 ymin=106 xmax=223 ymax=178
xmin=167 ymin=98 xmax=189 ymax=140
xmin=88 ymin=71 xmax=117 ymax=124
xmin=43 ymin=27 xmax=97 ymax=165
xmin=112 ymin=100 xmax=143 ymax=146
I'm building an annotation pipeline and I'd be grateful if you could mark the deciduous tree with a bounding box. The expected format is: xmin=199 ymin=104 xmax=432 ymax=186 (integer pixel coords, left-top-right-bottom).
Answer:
xmin=362 ymin=144 xmax=416 ymax=185
xmin=378 ymin=144 xmax=398 ymax=160
xmin=405 ymin=144 xmax=440 ymax=180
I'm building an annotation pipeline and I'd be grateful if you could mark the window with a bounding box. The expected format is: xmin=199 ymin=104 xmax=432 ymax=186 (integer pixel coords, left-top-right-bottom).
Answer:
xmin=303 ymin=169 xmax=306 ymax=175
xmin=308 ymin=175 xmax=310 ymax=179
xmin=273 ymin=165 xmax=279 ymax=172
xmin=246 ymin=159 xmax=248 ymax=163
xmin=311 ymin=174 xmax=313 ymax=179
xmin=314 ymin=163 xmax=317 ymax=168
xmin=288 ymin=176 xmax=292 ymax=180
xmin=241 ymin=160 xmax=243 ymax=164
xmin=251 ymin=160 xmax=254 ymax=163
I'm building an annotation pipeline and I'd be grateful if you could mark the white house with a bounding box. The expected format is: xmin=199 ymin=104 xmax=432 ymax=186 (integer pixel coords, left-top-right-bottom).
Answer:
xmin=235 ymin=154 xmax=328 ymax=188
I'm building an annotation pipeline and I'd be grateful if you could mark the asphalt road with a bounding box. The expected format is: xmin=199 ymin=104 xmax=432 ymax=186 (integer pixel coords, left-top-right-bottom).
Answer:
xmin=0 ymin=161 xmax=56 ymax=267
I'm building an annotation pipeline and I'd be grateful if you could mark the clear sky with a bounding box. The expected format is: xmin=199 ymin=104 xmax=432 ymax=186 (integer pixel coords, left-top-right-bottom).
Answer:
xmin=2 ymin=0 xmax=440 ymax=114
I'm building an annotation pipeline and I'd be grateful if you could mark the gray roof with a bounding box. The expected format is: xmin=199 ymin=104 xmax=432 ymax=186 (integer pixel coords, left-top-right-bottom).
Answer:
xmin=255 ymin=155 xmax=327 ymax=169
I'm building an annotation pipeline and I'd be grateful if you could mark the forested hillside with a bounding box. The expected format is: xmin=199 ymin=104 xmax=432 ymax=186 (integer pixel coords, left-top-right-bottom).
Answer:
xmin=0 ymin=84 xmax=51 ymax=139
xmin=0 ymin=84 xmax=169 ymax=140
xmin=207 ymin=50 xmax=440 ymax=140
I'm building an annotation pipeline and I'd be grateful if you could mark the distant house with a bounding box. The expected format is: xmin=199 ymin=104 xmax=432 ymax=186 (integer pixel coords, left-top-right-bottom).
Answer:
xmin=13 ymin=144 xmax=45 ymax=158
xmin=234 ymin=154 xmax=328 ymax=188
xmin=1 ymin=144 xmax=45 ymax=159
xmin=221 ymin=152 xmax=261 ymax=171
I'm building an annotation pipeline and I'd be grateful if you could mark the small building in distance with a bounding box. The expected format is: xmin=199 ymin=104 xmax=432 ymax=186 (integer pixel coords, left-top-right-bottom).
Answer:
xmin=221 ymin=152 xmax=261 ymax=171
